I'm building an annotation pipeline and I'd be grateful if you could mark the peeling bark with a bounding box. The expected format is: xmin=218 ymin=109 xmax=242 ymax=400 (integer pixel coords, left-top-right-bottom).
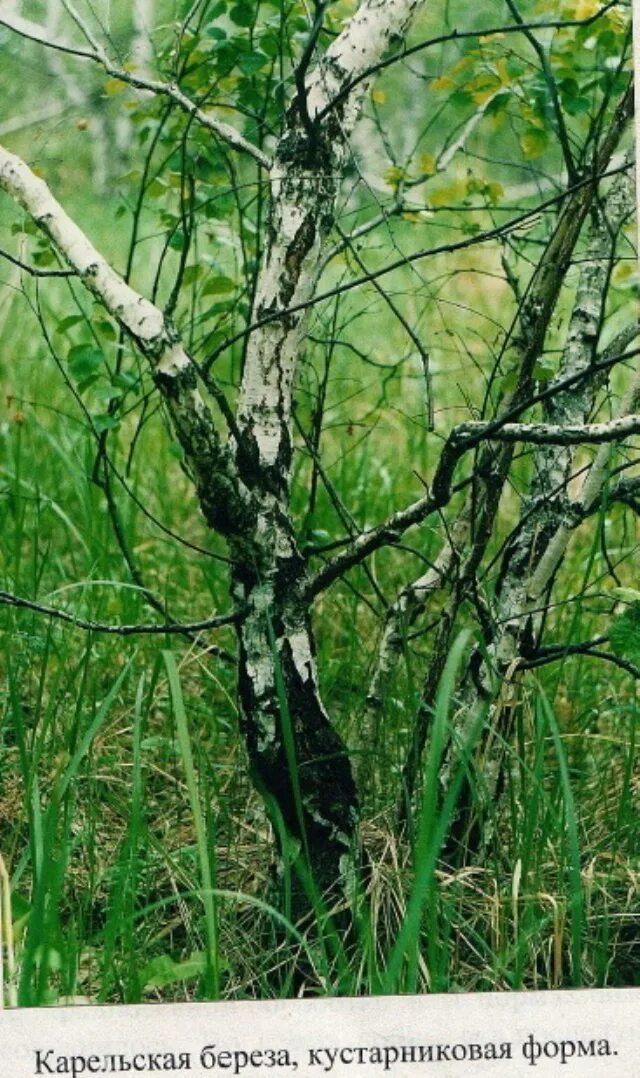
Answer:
xmin=0 ymin=0 xmax=429 ymax=917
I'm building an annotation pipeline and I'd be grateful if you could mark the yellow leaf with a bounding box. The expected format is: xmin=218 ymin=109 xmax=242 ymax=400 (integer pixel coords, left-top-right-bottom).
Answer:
xmin=523 ymin=105 xmax=546 ymax=130
xmin=431 ymin=75 xmax=454 ymax=92
xmin=419 ymin=153 xmax=437 ymax=176
xmin=104 ymin=77 xmax=126 ymax=95
xmin=371 ymin=89 xmax=386 ymax=104
xmin=520 ymin=129 xmax=548 ymax=158
xmin=384 ymin=165 xmax=406 ymax=189
xmin=473 ymin=89 xmax=497 ymax=105
xmin=496 ymin=57 xmax=511 ymax=86
xmin=574 ymin=0 xmax=601 ymax=18
xmin=614 ymin=262 xmax=633 ymax=281
xmin=429 ymin=182 xmax=464 ymax=208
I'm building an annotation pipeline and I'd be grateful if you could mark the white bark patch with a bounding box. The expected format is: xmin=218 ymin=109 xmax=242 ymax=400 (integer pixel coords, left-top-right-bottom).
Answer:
xmin=441 ymin=164 xmax=638 ymax=819
xmin=0 ymin=142 xmax=248 ymax=538
xmin=156 ymin=343 xmax=192 ymax=377
xmin=287 ymin=627 xmax=315 ymax=685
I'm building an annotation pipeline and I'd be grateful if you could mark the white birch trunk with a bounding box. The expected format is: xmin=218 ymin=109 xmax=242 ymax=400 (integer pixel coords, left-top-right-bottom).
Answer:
xmin=0 ymin=0 xmax=429 ymax=910
xmin=398 ymin=89 xmax=633 ymax=819
xmin=230 ymin=0 xmax=427 ymax=901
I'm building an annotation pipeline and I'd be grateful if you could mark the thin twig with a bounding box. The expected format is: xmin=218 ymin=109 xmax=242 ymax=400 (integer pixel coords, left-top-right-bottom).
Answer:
xmin=0 ymin=589 xmax=239 ymax=636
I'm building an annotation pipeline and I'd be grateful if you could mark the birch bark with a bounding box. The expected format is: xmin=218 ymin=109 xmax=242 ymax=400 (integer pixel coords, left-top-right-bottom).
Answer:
xmin=0 ymin=0 xmax=429 ymax=912
xmin=0 ymin=145 xmax=252 ymax=540
xmin=229 ymin=0 xmax=427 ymax=906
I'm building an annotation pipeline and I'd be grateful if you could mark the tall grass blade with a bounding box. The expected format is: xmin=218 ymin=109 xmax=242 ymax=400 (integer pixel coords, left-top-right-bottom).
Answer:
xmin=539 ymin=691 xmax=584 ymax=987
xmin=163 ymin=650 xmax=220 ymax=998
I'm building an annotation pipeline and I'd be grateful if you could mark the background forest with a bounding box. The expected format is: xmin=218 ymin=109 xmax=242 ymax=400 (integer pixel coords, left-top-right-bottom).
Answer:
xmin=0 ymin=0 xmax=638 ymax=1004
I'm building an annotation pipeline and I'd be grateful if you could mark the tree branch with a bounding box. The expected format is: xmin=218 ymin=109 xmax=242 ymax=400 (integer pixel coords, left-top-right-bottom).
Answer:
xmin=0 ymin=245 xmax=76 ymax=278
xmin=0 ymin=143 xmax=252 ymax=541
xmin=206 ymin=160 xmax=634 ymax=371
xmin=0 ymin=590 xmax=238 ymax=637
xmin=453 ymin=415 xmax=640 ymax=447
xmin=316 ymin=3 xmax=621 ymax=123
xmin=0 ymin=8 xmax=271 ymax=170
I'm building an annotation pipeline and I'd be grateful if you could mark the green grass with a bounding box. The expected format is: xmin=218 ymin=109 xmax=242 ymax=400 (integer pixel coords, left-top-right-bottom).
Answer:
xmin=0 ymin=264 xmax=638 ymax=1001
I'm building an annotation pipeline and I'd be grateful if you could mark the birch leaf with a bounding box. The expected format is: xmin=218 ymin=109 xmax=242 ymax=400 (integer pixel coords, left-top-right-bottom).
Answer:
xmin=68 ymin=345 xmax=105 ymax=383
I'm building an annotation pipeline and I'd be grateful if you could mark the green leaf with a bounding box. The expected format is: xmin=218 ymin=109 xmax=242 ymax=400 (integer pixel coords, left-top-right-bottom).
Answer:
xmin=147 ymin=177 xmax=168 ymax=198
xmin=168 ymin=231 xmax=185 ymax=252
xmin=92 ymin=414 xmax=120 ymax=434
xmin=534 ymin=360 xmax=556 ymax=382
xmin=141 ymin=952 xmax=207 ymax=990
xmin=56 ymin=314 xmax=84 ymax=334
xmin=450 ymin=90 xmax=473 ymax=110
xmin=565 ymin=97 xmax=591 ymax=117
xmin=609 ymin=602 xmax=640 ymax=662
xmin=68 ymin=344 xmax=105 ymax=382
xmin=202 ymin=274 xmax=235 ymax=295
xmin=32 ymin=248 xmax=56 ymax=267
xmin=181 ymin=265 xmax=202 ymax=287
xmin=230 ymin=3 xmax=253 ymax=26
xmin=237 ymin=50 xmax=268 ymax=75
xmin=95 ymin=319 xmax=117 ymax=341
xmin=113 ymin=371 xmax=138 ymax=390
xmin=93 ymin=385 xmax=122 ymax=406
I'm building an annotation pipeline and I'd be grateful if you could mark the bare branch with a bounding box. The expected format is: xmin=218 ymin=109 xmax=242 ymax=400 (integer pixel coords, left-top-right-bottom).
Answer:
xmin=0 ymin=590 xmax=238 ymax=636
xmin=0 ymin=246 xmax=76 ymax=278
xmin=0 ymin=10 xmax=96 ymax=60
xmin=453 ymin=415 xmax=640 ymax=447
xmin=206 ymin=159 xmax=634 ymax=370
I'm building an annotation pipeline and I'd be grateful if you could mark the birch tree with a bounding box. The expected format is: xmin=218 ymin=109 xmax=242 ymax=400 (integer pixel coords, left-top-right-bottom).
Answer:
xmin=0 ymin=0 xmax=637 ymax=948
